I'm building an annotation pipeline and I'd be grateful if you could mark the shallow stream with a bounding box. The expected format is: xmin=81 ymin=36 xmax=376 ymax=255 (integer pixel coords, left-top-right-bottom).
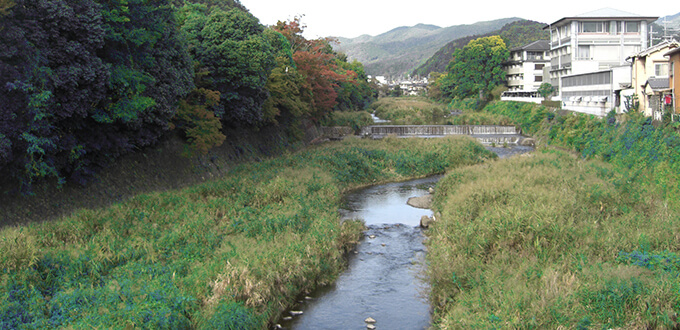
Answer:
xmin=274 ymin=145 xmax=532 ymax=329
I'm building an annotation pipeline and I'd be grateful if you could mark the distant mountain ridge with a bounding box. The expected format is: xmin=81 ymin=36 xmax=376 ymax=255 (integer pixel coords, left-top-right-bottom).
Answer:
xmin=333 ymin=18 xmax=522 ymax=78
xmin=657 ymin=12 xmax=680 ymax=29
xmin=413 ymin=20 xmax=550 ymax=77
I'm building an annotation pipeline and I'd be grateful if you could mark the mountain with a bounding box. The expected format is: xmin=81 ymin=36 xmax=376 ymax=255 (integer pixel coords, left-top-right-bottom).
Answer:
xmin=657 ymin=12 xmax=680 ymax=29
xmin=652 ymin=12 xmax=680 ymax=43
xmin=333 ymin=18 xmax=521 ymax=78
xmin=412 ymin=20 xmax=550 ymax=77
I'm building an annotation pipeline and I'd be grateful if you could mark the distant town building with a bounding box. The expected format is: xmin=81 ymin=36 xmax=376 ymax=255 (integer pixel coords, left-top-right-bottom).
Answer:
xmin=503 ymin=40 xmax=550 ymax=92
xmin=629 ymin=39 xmax=678 ymax=118
xmin=664 ymin=47 xmax=680 ymax=115
xmin=546 ymin=8 xmax=658 ymax=115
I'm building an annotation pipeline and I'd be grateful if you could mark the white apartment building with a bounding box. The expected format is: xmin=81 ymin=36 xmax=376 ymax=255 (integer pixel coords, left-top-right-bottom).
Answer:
xmin=504 ymin=40 xmax=551 ymax=92
xmin=546 ymin=8 xmax=658 ymax=115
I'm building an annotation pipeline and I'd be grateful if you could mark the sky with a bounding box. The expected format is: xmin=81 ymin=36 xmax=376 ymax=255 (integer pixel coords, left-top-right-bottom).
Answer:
xmin=239 ymin=0 xmax=679 ymax=39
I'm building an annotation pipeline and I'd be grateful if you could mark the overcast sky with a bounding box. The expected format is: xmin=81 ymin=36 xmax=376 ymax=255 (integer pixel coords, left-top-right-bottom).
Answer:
xmin=239 ymin=0 xmax=678 ymax=39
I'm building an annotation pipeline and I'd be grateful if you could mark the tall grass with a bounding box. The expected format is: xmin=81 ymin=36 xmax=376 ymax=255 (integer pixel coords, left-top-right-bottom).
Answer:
xmin=321 ymin=110 xmax=374 ymax=131
xmin=427 ymin=100 xmax=680 ymax=328
xmin=371 ymin=97 xmax=447 ymax=125
xmin=0 ymin=136 xmax=493 ymax=329
xmin=428 ymin=150 xmax=680 ymax=328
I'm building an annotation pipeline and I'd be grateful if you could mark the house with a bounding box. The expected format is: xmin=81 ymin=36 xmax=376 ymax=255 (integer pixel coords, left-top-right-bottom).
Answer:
xmin=628 ymin=39 xmax=679 ymax=118
xmin=545 ymin=8 xmax=658 ymax=115
xmin=504 ymin=40 xmax=551 ymax=92
xmin=664 ymin=47 xmax=680 ymax=114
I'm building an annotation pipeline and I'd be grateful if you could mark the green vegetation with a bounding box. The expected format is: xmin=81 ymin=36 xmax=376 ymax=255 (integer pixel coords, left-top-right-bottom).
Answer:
xmin=0 ymin=137 xmax=494 ymax=328
xmin=537 ymin=82 xmax=555 ymax=100
xmin=0 ymin=3 xmax=376 ymax=193
xmin=321 ymin=111 xmax=374 ymax=131
xmin=413 ymin=20 xmax=549 ymax=78
xmin=370 ymin=97 xmax=447 ymax=125
xmin=429 ymin=150 xmax=680 ymax=328
xmin=428 ymin=100 xmax=680 ymax=328
xmin=435 ymin=36 xmax=509 ymax=100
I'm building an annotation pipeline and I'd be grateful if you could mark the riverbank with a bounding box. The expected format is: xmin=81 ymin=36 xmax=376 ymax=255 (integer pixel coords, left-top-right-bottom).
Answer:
xmin=427 ymin=100 xmax=680 ymax=328
xmin=0 ymin=136 xmax=494 ymax=329
xmin=0 ymin=124 xmax=314 ymax=227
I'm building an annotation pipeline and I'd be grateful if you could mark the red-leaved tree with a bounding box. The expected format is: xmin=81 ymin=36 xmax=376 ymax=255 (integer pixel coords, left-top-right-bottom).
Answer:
xmin=273 ymin=18 xmax=356 ymax=121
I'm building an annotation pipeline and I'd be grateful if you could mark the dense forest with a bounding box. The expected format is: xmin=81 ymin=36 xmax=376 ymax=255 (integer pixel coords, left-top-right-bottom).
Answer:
xmin=412 ymin=20 xmax=549 ymax=77
xmin=0 ymin=0 xmax=377 ymax=194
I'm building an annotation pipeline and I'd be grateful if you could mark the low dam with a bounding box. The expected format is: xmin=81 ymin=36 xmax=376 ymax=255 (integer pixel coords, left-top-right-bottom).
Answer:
xmin=361 ymin=125 xmax=519 ymax=136
xmin=359 ymin=125 xmax=524 ymax=145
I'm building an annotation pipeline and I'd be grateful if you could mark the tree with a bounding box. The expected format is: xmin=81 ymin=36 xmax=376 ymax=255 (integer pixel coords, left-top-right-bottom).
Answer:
xmin=441 ymin=36 xmax=509 ymax=100
xmin=260 ymin=28 xmax=316 ymax=124
xmin=538 ymin=83 xmax=555 ymax=100
xmin=0 ymin=0 xmax=194 ymax=191
xmin=180 ymin=5 xmax=276 ymax=126
xmin=273 ymin=19 xmax=355 ymax=121
xmin=334 ymin=59 xmax=376 ymax=111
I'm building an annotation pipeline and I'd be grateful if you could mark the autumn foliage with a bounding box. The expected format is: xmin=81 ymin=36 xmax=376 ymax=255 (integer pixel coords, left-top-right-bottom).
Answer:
xmin=0 ymin=4 xmax=375 ymax=192
xmin=274 ymin=17 xmax=363 ymax=121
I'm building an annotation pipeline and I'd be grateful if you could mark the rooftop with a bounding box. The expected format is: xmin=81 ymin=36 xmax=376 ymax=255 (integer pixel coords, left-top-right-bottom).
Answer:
xmin=511 ymin=40 xmax=550 ymax=52
xmin=646 ymin=77 xmax=670 ymax=91
xmin=546 ymin=8 xmax=658 ymax=28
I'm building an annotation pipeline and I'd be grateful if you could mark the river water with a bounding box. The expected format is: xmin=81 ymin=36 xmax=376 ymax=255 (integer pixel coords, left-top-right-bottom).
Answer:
xmin=274 ymin=145 xmax=531 ymax=329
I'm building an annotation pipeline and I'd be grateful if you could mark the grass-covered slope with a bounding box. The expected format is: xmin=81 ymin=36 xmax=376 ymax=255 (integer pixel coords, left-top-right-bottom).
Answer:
xmin=429 ymin=150 xmax=680 ymax=328
xmin=370 ymin=97 xmax=448 ymax=125
xmin=0 ymin=136 xmax=494 ymax=329
xmin=427 ymin=100 xmax=680 ymax=328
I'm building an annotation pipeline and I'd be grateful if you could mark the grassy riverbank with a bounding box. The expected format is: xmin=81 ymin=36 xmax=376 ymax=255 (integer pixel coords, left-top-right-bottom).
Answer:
xmin=371 ymin=97 xmax=448 ymax=125
xmin=427 ymin=100 xmax=680 ymax=328
xmin=0 ymin=136 xmax=494 ymax=329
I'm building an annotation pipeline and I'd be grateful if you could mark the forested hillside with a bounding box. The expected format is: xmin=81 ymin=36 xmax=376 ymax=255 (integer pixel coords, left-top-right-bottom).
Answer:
xmin=412 ymin=20 xmax=549 ymax=77
xmin=0 ymin=1 xmax=376 ymax=194
xmin=334 ymin=18 xmax=520 ymax=78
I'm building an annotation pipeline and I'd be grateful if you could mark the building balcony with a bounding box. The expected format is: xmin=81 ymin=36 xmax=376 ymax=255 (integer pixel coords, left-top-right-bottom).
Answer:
xmin=507 ymin=67 xmax=522 ymax=75
xmin=507 ymin=79 xmax=523 ymax=87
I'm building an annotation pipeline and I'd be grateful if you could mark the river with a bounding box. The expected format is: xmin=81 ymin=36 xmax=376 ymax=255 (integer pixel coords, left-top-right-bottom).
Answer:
xmin=274 ymin=145 xmax=532 ymax=329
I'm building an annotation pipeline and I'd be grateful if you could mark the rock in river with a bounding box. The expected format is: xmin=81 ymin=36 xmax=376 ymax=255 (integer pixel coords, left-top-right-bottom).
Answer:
xmin=407 ymin=195 xmax=432 ymax=209
xmin=420 ymin=215 xmax=434 ymax=229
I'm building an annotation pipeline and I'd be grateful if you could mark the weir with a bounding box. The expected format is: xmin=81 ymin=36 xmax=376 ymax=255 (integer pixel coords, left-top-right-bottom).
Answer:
xmin=359 ymin=125 xmax=523 ymax=144
xmin=360 ymin=125 xmax=519 ymax=137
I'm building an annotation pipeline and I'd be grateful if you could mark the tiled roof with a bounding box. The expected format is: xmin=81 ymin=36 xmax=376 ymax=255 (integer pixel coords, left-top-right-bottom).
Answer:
xmin=510 ymin=40 xmax=549 ymax=52
xmin=631 ymin=39 xmax=679 ymax=58
xmin=646 ymin=77 xmax=670 ymax=91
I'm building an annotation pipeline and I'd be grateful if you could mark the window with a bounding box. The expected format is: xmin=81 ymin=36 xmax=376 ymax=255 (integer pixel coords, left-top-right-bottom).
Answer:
xmin=535 ymin=64 xmax=545 ymax=70
xmin=581 ymin=21 xmax=606 ymax=33
xmin=626 ymin=21 xmax=640 ymax=33
xmin=535 ymin=76 xmax=543 ymax=82
xmin=609 ymin=21 xmax=618 ymax=34
xmin=655 ymin=63 xmax=669 ymax=77
xmin=578 ymin=46 xmax=590 ymax=60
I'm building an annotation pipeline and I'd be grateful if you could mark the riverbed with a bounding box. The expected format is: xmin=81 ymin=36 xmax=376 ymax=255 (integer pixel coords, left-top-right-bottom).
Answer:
xmin=274 ymin=145 xmax=532 ymax=329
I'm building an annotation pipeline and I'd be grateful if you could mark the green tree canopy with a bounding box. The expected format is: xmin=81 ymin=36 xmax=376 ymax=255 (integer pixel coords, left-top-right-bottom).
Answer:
xmin=180 ymin=5 xmax=276 ymax=126
xmin=441 ymin=35 xmax=509 ymax=100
